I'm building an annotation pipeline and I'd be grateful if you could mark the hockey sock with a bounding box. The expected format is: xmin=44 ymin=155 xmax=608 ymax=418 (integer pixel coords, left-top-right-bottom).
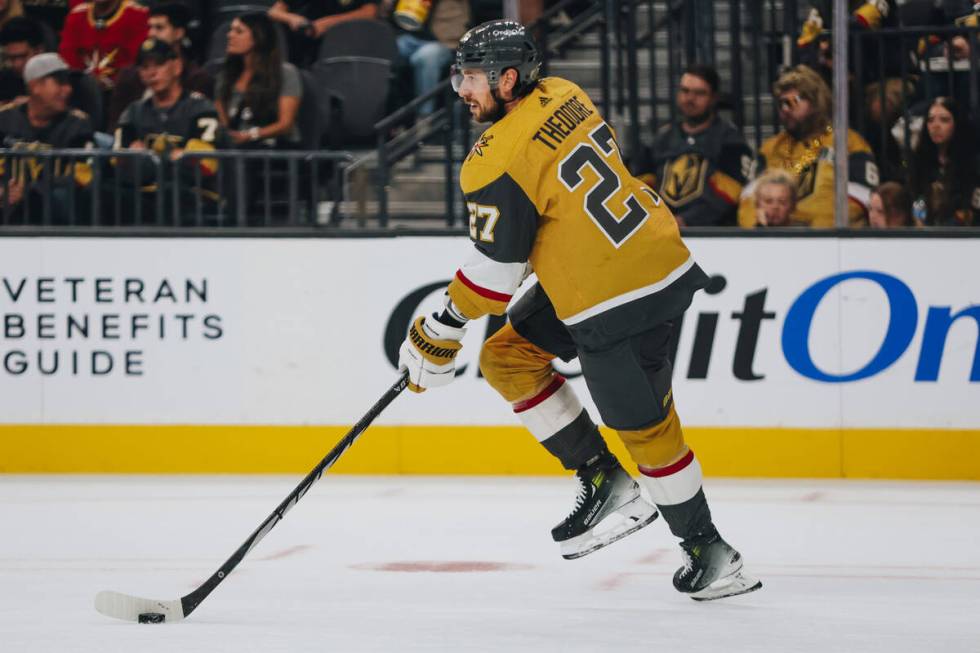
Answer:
xmin=513 ymin=375 xmax=608 ymax=470
xmin=638 ymin=449 xmax=716 ymax=540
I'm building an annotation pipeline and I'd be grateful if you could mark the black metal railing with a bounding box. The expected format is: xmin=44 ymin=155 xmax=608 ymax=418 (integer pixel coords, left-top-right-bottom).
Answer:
xmin=0 ymin=149 xmax=351 ymax=227
xmin=851 ymin=23 xmax=980 ymax=172
xmin=370 ymin=0 xmax=623 ymax=228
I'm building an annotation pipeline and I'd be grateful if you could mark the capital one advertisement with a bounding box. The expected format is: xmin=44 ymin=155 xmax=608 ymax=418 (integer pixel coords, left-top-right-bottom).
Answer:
xmin=0 ymin=236 xmax=977 ymax=430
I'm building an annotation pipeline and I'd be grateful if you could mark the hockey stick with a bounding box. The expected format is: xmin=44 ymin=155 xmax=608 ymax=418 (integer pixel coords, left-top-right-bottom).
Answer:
xmin=95 ymin=372 xmax=410 ymax=624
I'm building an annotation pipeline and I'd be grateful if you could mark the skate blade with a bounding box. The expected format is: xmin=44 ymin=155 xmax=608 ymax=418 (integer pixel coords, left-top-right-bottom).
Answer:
xmin=689 ymin=571 xmax=762 ymax=601
xmin=559 ymin=497 xmax=658 ymax=560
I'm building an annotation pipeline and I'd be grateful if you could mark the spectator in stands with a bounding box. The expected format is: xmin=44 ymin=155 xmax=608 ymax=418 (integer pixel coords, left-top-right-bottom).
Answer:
xmin=267 ymin=0 xmax=379 ymax=67
xmin=58 ymin=0 xmax=148 ymax=90
xmin=107 ymin=2 xmax=213 ymax=131
xmin=114 ymin=38 xmax=221 ymax=224
xmin=752 ymin=169 xmax=797 ymax=227
xmin=914 ymin=3 xmax=979 ymax=106
xmin=0 ymin=16 xmax=45 ymax=102
xmin=384 ymin=0 xmax=467 ymax=117
xmin=868 ymin=181 xmax=912 ymax=228
xmin=0 ymin=0 xmax=24 ymax=30
xmin=907 ymin=96 xmax=979 ymax=226
xmin=631 ymin=64 xmax=751 ymax=227
xmin=0 ymin=52 xmax=93 ymax=223
xmin=738 ymin=65 xmax=879 ymax=228
xmin=863 ymin=78 xmax=915 ymax=183
xmin=215 ymin=12 xmax=301 ymax=148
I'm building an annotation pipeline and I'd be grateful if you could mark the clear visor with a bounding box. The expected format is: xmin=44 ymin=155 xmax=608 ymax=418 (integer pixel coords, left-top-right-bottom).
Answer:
xmin=450 ymin=65 xmax=491 ymax=94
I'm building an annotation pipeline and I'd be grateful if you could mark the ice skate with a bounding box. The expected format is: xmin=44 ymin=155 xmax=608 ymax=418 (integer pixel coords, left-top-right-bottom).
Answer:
xmin=673 ymin=531 xmax=762 ymax=601
xmin=551 ymin=455 xmax=658 ymax=560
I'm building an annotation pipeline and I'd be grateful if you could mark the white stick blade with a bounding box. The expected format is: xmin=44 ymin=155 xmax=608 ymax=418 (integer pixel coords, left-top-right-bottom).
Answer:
xmin=94 ymin=590 xmax=184 ymax=623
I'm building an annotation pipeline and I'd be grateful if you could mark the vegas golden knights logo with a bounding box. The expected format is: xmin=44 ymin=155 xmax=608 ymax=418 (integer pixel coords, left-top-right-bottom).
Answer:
xmin=660 ymin=153 xmax=707 ymax=207
xmin=466 ymin=134 xmax=493 ymax=161
xmin=796 ymin=162 xmax=817 ymax=199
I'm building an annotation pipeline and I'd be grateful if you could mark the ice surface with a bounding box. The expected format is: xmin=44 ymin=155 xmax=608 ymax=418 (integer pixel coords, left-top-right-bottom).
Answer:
xmin=1 ymin=475 xmax=979 ymax=652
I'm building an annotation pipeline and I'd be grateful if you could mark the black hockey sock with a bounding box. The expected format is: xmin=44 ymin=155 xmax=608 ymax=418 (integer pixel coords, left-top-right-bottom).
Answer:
xmin=657 ymin=488 xmax=716 ymax=541
xmin=540 ymin=409 xmax=611 ymax=471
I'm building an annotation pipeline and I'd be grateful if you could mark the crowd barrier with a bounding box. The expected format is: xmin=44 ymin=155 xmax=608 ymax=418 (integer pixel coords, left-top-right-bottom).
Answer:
xmin=0 ymin=148 xmax=352 ymax=228
xmin=0 ymin=232 xmax=977 ymax=479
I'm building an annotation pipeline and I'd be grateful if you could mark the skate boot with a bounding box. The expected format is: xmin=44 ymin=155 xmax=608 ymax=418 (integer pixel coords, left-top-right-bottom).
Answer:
xmin=551 ymin=454 xmax=658 ymax=560
xmin=673 ymin=531 xmax=762 ymax=601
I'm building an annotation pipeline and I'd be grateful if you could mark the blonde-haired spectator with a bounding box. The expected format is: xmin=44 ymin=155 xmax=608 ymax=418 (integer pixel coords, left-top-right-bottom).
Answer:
xmin=754 ymin=170 xmax=797 ymax=227
xmin=738 ymin=65 xmax=879 ymax=229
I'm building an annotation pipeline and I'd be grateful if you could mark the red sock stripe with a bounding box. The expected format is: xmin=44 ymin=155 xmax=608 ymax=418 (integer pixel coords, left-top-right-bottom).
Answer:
xmin=455 ymin=270 xmax=513 ymax=303
xmin=639 ymin=449 xmax=695 ymax=478
xmin=513 ymin=376 xmax=566 ymax=413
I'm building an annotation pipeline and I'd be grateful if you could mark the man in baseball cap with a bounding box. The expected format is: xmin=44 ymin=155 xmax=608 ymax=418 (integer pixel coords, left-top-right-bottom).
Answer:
xmin=23 ymin=52 xmax=72 ymax=86
xmin=135 ymin=37 xmax=179 ymax=66
xmin=20 ymin=53 xmax=74 ymax=127
xmin=0 ymin=52 xmax=94 ymax=222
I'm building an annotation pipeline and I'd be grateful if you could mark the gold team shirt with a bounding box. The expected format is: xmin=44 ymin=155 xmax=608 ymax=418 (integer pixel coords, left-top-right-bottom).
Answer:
xmin=737 ymin=128 xmax=878 ymax=228
xmin=447 ymin=77 xmax=708 ymax=339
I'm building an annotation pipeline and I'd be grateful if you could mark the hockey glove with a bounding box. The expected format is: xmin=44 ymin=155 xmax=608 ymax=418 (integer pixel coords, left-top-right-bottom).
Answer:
xmin=398 ymin=315 xmax=466 ymax=393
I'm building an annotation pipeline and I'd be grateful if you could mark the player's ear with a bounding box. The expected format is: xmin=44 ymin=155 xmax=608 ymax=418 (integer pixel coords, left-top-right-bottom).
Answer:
xmin=499 ymin=68 xmax=519 ymax=99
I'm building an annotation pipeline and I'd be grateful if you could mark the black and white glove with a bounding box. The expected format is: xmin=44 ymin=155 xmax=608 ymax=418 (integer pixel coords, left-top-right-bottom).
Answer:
xmin=398 ymin=314 xmax=467 ymax=393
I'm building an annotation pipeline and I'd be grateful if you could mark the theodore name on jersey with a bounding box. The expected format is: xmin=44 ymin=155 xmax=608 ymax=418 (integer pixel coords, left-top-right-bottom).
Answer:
xmin=530 ymin=95 xmax=595 ymax=151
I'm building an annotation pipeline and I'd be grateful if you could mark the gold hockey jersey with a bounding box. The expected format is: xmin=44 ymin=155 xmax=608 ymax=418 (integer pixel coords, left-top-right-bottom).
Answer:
xmin=447 ymin=77 xmax=708 ymax=341
xmin=737 ymin=127 xmax=878 ymax=228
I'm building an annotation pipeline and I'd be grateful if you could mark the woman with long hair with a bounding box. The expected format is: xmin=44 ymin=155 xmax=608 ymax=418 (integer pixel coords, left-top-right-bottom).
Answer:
xmin=908 ymin=97 xmax=979 ymax=226
xmin=215 ymin=12 xmax=301 ymax=147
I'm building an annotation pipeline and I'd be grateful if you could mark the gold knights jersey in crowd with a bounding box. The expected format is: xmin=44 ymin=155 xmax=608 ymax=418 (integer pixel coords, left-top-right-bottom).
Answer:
xmin=447 ymin=77 xmax=709 ymax=344
xmin=737 ymin=127 xmax=878 ymax=228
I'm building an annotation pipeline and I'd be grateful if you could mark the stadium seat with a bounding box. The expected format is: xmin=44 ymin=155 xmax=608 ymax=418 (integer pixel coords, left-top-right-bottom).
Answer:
xmin=38 ymin=21 xmax=57 ymax=53
xmin=208 ymin=2 xmax=276 ymax=23
xmin=315 ymin=17 xmax=398 ymax=63
xmin=296 ymin=69 xmax=323 ymax=147
xmin=313 ymin=19 xmax=398 ymax=147
xmin=69 ymin=71 xmax=104 ymax=133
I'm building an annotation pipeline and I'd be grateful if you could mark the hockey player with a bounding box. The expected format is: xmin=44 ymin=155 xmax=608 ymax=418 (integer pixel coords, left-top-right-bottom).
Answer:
xmin=398 ymin=20 xmax=761 ymax=601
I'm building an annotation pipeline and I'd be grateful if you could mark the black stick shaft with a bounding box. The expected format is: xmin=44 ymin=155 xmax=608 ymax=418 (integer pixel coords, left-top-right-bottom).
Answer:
xmin=179 ymin=372 xmax=410 ymax=617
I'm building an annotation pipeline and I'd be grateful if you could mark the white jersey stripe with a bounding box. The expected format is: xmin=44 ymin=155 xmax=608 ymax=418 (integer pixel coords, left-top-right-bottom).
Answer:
xmin=457 ymin=247 xmax=527 ymax=298
xmin=561 ymin=255 xmax=696 ymax=326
